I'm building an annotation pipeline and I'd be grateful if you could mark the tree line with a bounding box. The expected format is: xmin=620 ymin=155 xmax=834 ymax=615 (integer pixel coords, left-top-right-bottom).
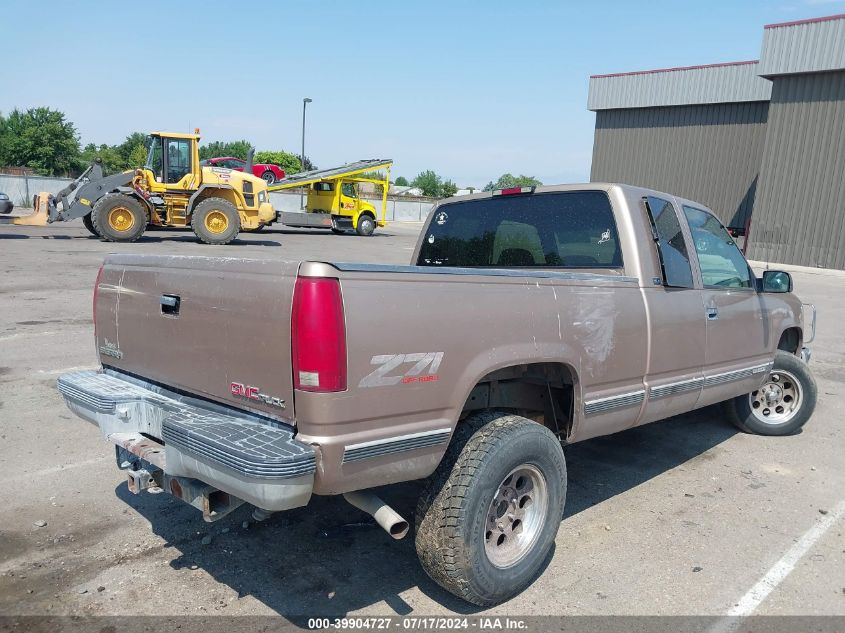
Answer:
xmin=0 ymin=107 xmax=544 ymax=198
xmin=0 ymin=107 xmax=315 ymax=177
xmin=393 ymin=171 xmax=543 ymax=198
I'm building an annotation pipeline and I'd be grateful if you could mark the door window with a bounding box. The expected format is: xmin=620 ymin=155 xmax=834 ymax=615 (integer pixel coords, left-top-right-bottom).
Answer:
xmin=165 ymin=139 xmax=191 ymax=183
xmin=341 ymin=183 xmax=358 ymax=198
xmin=643 ymin=196 xmax=694 ymax=288
xmin=683 ymin=206 xmax=752 ymax=289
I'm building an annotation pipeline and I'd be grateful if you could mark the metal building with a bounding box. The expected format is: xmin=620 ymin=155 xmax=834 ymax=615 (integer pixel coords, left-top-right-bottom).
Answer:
xmin=588 ymin=13 xmax=845 ymax=270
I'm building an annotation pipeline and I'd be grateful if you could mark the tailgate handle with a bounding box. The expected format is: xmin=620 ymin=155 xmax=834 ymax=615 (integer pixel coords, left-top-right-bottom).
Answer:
xmin=160 ymin=294 xmax=180 ymax=316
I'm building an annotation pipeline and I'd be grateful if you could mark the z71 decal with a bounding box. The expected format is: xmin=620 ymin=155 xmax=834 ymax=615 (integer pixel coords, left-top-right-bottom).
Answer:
xmin=359 ymin=352 xmax=444 ymax=388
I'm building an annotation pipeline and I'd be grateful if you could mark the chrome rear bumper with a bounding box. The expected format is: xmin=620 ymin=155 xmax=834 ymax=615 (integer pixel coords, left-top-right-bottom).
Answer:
xmin=57 ymin=370 xmax=314 ymax=512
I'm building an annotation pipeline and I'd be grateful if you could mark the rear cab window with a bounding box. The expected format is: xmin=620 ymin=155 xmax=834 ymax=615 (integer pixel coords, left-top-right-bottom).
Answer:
xmin=416 ymin=191 xmax=623 ymax=269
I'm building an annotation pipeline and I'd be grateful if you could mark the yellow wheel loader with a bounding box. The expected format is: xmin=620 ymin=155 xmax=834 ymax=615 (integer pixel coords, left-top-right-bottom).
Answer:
xmin=3 ymin=131 xmax=275 ymax=245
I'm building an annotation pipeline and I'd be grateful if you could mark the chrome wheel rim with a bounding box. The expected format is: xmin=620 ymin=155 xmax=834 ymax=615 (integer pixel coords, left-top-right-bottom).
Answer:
xmin=484 ymin=464 xmax=548 ymax=568
xmin=749 ymin=369 xmax=802 ymax=425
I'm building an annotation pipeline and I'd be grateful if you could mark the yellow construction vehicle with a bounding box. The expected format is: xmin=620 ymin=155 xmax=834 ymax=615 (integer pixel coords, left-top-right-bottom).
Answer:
xmin=2 ymin=131 xmax=275 ymax=245
xmin=268 ymin=159 xmax=392 ymax=236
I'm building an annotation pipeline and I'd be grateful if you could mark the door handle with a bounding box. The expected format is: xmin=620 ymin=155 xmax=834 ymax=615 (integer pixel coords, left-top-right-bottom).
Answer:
xmin=160 ymin=294 xmax=180 ymax=316
xmin=706 ymin=306 xmax=718 ymax=320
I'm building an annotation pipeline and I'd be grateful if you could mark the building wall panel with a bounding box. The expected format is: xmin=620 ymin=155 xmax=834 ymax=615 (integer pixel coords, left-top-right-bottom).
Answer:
xmin=590 ymin=102 xmax=769 ymax=228
xmin=747 ymin=71 xmax=845 ymax=269
xmin=588 ymin=62 xmax=772 ymax=110
xmin=759 ymin=16 xmax=845 ymax=76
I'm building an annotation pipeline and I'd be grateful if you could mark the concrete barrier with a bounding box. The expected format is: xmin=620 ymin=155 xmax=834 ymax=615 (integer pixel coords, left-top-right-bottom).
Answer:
xmin=270 ymin=190 xmax=435 ymax=223
xmin=0 ymin=174 xmax=75 ymax=207
xmin=0 ymin=173 xmax=438 ymax=222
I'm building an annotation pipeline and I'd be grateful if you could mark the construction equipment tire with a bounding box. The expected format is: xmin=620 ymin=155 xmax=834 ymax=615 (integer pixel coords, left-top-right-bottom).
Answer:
xmin=191 ymin=197 xmax=240 ymax=245
xmin=91 ymin=194 xmax=147 ymax=243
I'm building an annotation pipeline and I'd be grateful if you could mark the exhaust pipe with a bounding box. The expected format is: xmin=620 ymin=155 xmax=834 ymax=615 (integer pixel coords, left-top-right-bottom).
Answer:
xmin=343 ymin=491 xmax=409 ymax=540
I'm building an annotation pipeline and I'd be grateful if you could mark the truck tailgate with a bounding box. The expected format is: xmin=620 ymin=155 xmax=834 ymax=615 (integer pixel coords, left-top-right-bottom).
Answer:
xmin=94 ymin=254 xmax=299 ymax=423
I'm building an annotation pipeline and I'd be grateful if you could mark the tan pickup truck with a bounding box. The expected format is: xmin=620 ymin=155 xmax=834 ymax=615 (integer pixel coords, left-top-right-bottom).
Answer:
xmin=59 ymin=183 xmax=817 ymax=606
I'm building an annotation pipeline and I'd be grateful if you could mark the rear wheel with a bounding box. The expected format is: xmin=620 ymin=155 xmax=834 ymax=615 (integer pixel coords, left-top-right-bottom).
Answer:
xmin=355 ymin=214 xmax=376 ymax=236
xmin=724 ymin=351 xmax=817 ymax=435
xmin=81 ymin=212 xmax=99 ymax=237
xmin=91 ymin=194 xmax=147 ymax=242
xmin=191 ymin=197 xmax=240 ymax=245
xmin=261 ymin=171 xmax=276 ymax=185
xmin=415 ymin=411 xmax=566 ymax=606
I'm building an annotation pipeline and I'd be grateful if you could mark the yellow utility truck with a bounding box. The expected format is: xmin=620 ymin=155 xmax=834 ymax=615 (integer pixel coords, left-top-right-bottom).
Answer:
xmin=2 ymin=131 xmax=275 ymax=245
xmin=268 ymin=159 xmax=392 ymax=236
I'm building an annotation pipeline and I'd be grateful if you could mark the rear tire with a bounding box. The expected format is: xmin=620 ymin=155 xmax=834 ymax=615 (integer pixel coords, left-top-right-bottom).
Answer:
xmin=415 ymin=411 xmax=566 ymax=607
xmin=191 ymin=197 xmax=240 ymax=245
xmin=724 ymin=350 xmax=817 ymax=436
xmin=91 ymin=194 xmax=147 ymax=242
xmin=82 ymin=212 xmax=99 ymax=237
xmin=355 ymin=214 xmax=376 ymax=236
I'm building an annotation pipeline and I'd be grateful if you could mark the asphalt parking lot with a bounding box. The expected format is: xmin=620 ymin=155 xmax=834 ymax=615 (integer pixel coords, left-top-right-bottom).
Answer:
xmin=0 ymin=220 xmax=843 ymax=623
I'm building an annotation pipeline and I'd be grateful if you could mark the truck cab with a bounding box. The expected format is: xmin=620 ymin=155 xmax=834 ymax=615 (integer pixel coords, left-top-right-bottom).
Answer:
xmin=306 ymin=178 xmax=379 ymax=235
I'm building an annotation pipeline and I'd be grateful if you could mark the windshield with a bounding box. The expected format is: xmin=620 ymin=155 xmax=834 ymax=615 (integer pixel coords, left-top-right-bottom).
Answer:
xmin=145 ymin=136 xmax=162 ymax=179
xmin=417 ymin=191 xmax=622 ymax=268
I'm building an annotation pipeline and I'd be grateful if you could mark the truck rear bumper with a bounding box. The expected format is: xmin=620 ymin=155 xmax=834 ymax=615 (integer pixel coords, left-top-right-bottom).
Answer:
xmin=57 ymin=370 xmax=315 ymax=512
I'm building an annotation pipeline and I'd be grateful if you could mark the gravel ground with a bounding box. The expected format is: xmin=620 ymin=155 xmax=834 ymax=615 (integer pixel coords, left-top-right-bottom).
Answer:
xmin=0 ymin=220 xmax=842 ymax=624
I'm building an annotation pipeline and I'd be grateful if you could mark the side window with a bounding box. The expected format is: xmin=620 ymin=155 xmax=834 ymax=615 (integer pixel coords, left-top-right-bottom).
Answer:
xmin=341 ymin=183 xmax=357 ymax=198
xmin=683 ymin=205 xmax=752 ymax=289
xmin=644 ymin=196 xmax=694 ymax=288
xmin=165 ymin=139 xmax=191 ymax=183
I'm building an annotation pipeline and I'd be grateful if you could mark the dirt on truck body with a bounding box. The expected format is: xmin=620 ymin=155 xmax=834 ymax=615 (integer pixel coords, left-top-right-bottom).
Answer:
xmin=58 ymin=183 xmax=817 ymax=606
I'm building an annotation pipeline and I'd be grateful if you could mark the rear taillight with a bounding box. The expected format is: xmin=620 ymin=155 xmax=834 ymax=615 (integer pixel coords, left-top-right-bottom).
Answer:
xmin=291 ymin=277 xmax=347 ymax=392
xmin=93 ymin=264 xmax=104 ymax=338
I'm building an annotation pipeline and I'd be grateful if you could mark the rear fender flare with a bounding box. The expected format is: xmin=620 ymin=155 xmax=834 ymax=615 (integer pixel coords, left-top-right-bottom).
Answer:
xmin=451 ymin=343 xmax=583 ymax=434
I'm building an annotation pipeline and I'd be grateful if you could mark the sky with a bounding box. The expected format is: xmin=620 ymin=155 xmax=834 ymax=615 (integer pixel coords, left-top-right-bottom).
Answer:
xmin=2 ymin=0 xmax=844 ymax=189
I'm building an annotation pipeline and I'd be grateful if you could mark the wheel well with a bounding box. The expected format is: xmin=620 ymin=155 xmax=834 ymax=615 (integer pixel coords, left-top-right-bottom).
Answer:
xmin=460 ymin=363 xmax=576 ymax=439
xmin=777 ymin=327 xmax=802 ymax=355
xmin=359 ymin=210 xmax=375 ymax=219
xmin=189 ymin=186 xmax=240 ymax=214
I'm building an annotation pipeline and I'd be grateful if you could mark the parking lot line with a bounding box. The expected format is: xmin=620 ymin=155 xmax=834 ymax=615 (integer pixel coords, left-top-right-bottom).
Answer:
xmin=709 ymin=498 xmax=845 ymax=632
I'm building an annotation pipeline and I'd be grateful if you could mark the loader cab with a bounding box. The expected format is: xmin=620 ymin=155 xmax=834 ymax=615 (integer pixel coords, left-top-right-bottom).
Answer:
xmin=144 ymin=132 xmax=201 ymax=190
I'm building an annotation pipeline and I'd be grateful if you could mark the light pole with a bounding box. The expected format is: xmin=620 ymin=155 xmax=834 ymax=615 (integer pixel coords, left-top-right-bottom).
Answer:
xmin=301 ymin=97 xmax=312 ymax=209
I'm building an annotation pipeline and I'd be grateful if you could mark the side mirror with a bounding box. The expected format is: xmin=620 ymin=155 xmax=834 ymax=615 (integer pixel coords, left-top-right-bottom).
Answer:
xmin=761 ymin=270 xmax=792 ymax=293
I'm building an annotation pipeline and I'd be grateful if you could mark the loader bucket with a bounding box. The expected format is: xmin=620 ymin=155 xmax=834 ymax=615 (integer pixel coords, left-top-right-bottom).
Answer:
xmin=0 ymin=192 xmax=51 ymax=226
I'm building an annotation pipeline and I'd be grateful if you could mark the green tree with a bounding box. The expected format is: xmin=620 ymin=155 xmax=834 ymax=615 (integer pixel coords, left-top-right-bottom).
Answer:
xmin=441 ymin=179 xmax=458 ymax=197
xmin=482 ymin=173 xmax=543 ymax=191
xmin=412 ymin=170 xmax=443 ymax=197
xmin=79 ymin=143 xmax=125 ymax=174
xmin=128 ymin=144 xmax=147 ymax=168
xmin=254 ymin=150 xmax=302 ymax=174
xmin=117 ymin=132 xmax=148 ymax=168
xmin=198 ymin=140 xmax=253 ymax=161
xmin=394 ymin=176 xmax=409 ymax=187
xmin=0 ymin=107 xmax=80 ymax=176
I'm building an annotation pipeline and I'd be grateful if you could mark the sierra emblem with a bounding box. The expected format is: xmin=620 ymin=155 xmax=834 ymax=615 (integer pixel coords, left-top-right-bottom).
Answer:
xmin=230 ymin=382 xmax=286 ymax=409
